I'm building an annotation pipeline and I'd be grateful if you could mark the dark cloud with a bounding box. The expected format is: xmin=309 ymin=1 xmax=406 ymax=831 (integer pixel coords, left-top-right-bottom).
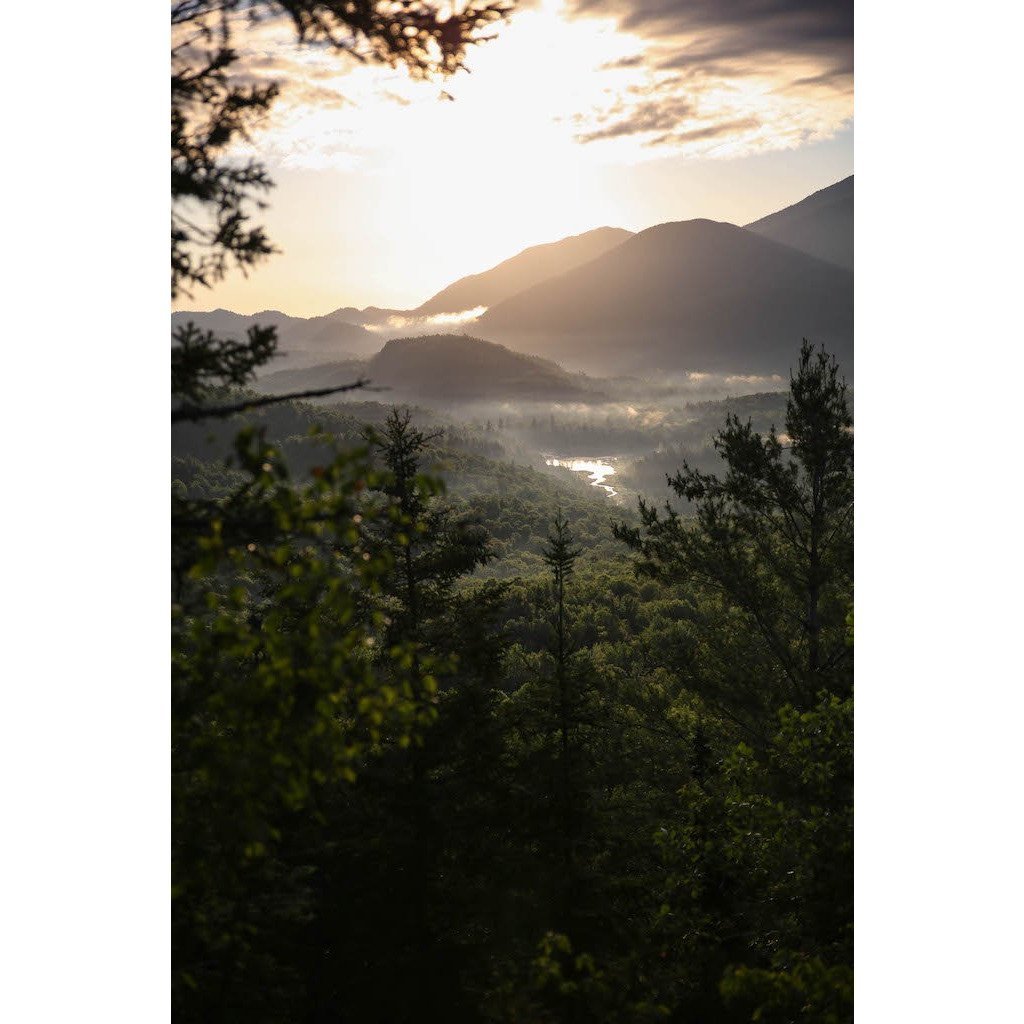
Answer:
xmin=570 ymin=0 xmax=852 ymax=74
xmin=568 ymin=0 xmax=851 ymax=152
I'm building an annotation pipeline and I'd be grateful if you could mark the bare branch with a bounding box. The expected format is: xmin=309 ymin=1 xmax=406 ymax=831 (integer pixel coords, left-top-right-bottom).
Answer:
xmin=172 ymin=378 xmax=378 ymax=422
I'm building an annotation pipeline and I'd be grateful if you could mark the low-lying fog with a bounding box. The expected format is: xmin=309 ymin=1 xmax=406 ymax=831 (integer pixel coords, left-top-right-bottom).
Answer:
xmin=328 ymin=381 xmax=792 ymax=506
xmin=239 ymin=328 xmax=805 ymax=505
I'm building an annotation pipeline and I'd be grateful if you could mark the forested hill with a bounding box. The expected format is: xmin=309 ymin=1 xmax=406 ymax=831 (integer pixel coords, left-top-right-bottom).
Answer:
xmin=171 ymin=396 xmax=627 ymax=575
xmin=255 ymin=334 xmax=603 ymax=403
xmin=369 ymin=334 xmax=599 ymax=400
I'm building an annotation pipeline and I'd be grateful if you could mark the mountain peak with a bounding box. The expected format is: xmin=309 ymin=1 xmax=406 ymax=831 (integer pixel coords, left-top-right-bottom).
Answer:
xmin=414 ymin=226 xmax=634 ymax=316
xmin=479 ymin=211 xmax=852 ymax=375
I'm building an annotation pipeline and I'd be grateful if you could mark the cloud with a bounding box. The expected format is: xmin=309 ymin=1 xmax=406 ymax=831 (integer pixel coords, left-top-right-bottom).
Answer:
xmin=201 ymin=0 xmax=852 ymax=171
xmin=366 ymin=307 xmax=489 ymax=333
xmin=565 ymin=0 xmax=853 ymax=155
xmin=575 ymin=95 xmax=695 ymax=141
xmin=599 ymin=53 xmax=646 ymax=69
xmin=569 ymin=0 xmax=852 ymax=73
xmin=378 ymin=89 xmax=413 ymax=107
xmin=646 ymin=116 xmax=761 ymax=149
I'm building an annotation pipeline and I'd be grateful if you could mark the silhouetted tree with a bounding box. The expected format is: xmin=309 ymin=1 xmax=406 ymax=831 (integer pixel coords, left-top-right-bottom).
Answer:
xmin=543 ymin=511 xmax=581 ymax=823
xmin=614 ymin=341 xmax=853 ymax=1023
xmin=615 ymin=340 xmax=853 ymax=735
xmin=171 ymin=3 xmax=515 ymax=1014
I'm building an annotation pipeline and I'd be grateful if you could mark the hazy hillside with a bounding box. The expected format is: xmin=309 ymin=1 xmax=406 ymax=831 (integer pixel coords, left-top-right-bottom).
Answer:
xmin=321 ymin=306 xmax=407 ymax=327
xmin=369 ymin=334 xmax=598 ymax=401
xmin=257 ymin=334 xmax=600 ymax=403
xmin=745 ymin=176 xmax=853 ymax=269
xmin=479 ymin=219 xmax=853 ymax=376
xmin=171 ymin=307 xmax=382 ymax=363
xmin=415 ymin=227 xmax=633 ymax=315
xmin=253 ymin=358 xmax=367 ymax=396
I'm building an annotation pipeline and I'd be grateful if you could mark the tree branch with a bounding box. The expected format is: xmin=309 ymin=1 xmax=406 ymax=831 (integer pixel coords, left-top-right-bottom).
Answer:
xmin=172 ymin=379 xmax=376 ymax=423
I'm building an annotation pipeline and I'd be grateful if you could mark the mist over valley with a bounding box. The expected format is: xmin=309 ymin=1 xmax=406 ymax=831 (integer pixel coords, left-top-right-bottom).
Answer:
xmin=174 ymin=177 xmax=852 ymax=514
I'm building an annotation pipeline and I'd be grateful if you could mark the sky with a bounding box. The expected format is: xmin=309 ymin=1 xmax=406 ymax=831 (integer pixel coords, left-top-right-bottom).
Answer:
xmin=176 ymin=0 xmax=853 ymax=317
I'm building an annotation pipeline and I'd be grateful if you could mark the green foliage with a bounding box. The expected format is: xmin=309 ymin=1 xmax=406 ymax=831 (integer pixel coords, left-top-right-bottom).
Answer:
xmin=615 ymin=341 xmax=853 ymax=725
xmin=172 ymin=426 xmax=446 ymax=1015
xmin=720 ymin=958 xmax=854 ymax=1024
xmin=170 ymin=345 xmax=854 ymax=1020
xmin=501 ymin=931 xmax=670 ymax=1024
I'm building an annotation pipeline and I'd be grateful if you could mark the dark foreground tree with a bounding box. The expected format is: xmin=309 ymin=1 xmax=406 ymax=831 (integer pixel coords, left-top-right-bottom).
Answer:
xmin=616 ymin=340 xmax=853 ymax=1023
xmin=615 ymin=340 xmax=853 ymax=737
xmin=171 ymin=2 xmax=515 ymax=1015
xmin=542 ymin=512 xmax=583 ymax=927
xmin=286 ymin=409 xmax=509 ymax=1023
xmin=172 ymin=426 xmax=434 ymax=1017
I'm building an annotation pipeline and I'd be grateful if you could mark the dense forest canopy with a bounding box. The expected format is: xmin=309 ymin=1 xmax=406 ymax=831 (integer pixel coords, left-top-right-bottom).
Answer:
xmin=172 ymin=335 xmax=853 ymax=1021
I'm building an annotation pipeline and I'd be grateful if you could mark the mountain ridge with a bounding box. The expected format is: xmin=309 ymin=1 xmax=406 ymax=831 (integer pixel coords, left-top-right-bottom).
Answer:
xmin=173 ymin=177 xmax=854 ymax=381
xmin=478 ymin=217 xmax=853 ymax=375
xmin=414 ymin=226 xmax=634 ymax=315
xmin=171 ymin=307 xmax=382 ymax=363
xmin=745 ymin=175 xmax=853 ymax=269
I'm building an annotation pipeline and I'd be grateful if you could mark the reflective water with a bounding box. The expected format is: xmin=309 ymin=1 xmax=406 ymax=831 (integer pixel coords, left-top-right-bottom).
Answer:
xmin=544 ymin=457 xmax=618 ymax=497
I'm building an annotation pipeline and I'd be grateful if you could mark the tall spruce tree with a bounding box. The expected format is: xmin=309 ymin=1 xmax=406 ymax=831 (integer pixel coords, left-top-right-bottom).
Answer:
xmin=291 ymin=406 xmax=504 ymax=1023
xmin=615 ymin=341 xmax=854 ymax=1023
xmin=614 ymin=340 xmax=853 ymax=735
xmin=543 ymin=511 xmax=582 ymax=809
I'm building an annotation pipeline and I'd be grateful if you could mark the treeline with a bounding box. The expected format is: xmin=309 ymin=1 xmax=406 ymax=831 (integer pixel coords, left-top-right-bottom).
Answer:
xmin=172 ymin=343 xmax=852 ymax=1023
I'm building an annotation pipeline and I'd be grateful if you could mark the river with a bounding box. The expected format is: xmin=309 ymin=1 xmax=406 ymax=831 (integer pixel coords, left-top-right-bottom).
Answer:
xmin=543 ymin=456 xmax=619 ymax=498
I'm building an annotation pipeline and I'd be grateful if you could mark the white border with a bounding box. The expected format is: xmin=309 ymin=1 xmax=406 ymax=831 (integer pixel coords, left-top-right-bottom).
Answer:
xmin=4 ymin=1 xmax=1024 ymax=1020
xmin=857 ymin=1 xmax=1024 ymax=1018
xmin=3 ymin=2 xmax=169 ymax=1020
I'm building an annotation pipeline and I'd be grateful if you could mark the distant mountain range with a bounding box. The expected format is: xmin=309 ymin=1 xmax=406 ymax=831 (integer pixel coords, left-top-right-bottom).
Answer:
xmin=414 ymin=227 xmax=633 ymax=315
xmin=174 ymin=175 xmax=853 ymax=385
xmin=479 ymin=217 xmax=852 ymax=375
xmin=171 ymin=306 xmax=383 ymax=367
xmin=745 ymin=176 xmax=853 ymax=270
xmin=256 ymin=334 xmax=600 ymax=403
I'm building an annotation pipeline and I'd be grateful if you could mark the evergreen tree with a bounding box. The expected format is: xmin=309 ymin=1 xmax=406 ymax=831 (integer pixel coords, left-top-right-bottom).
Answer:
xmin=615 ymin=341 xmax=853 ymax=1022
xmin=615 ymin=340 xmax=853 ymax=735
xmin=291 ymin=407 xmax=507 ymax=1022
xmin=171 ymin=1 xmax=514 ymax=1009
xmin=542 ymin=511 xmax=583 ymax=927
xmin=171 ymin=428 xmax=430 ymax=1019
